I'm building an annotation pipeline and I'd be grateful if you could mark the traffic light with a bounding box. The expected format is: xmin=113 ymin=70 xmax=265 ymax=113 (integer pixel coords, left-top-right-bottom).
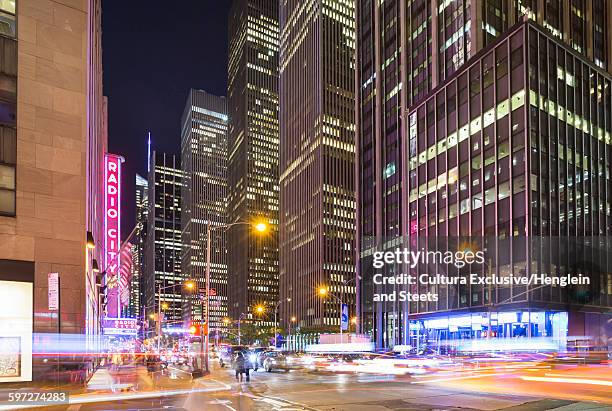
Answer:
xmin=188 ymin=323 xmax=208 ymax=335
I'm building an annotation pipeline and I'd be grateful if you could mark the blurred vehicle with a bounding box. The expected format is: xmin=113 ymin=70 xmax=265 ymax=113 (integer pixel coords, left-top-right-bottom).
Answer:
xmin=548 ymin=350 xmax=609 ymax=365
xmin=248 ymin=347 xmax=267 ymax=371
xmin=145 ymin=354 xmax=166 ymax=372
xmin=261 ymin=351 xmax=301 ymax=372
xmin=219 ymin=345 xmax=247 ymax=368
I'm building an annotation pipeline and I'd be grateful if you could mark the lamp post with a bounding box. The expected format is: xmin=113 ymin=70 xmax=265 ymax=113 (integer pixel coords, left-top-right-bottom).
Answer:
xmin=237 ymin=312 xmax=247 ymax=345
xmin=273 ymin=298 xmax=291 ymax=348
xmin=156 ymin=282 xmax=192 ymax=352
xmin=202 ymin=220 xmax=267 ymax=373
xmin=318 ymin=277 xmax=356 ymax=344
xmin=289 ymin=316 xmax=296 ymax=350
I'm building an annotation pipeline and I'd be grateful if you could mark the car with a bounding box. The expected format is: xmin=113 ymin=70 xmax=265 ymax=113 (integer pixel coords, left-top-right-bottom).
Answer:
xmin=247 ymin=347 xmax=267 ymax=371
xmin=218 ymin=345 xmax=247 ymax=368
xmin=261 ymin=351 xmax=301 ymax=372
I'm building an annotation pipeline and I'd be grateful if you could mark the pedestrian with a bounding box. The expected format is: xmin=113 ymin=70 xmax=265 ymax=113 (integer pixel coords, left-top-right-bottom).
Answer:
xmin=233 ymin=351 xmax=249 ymax=382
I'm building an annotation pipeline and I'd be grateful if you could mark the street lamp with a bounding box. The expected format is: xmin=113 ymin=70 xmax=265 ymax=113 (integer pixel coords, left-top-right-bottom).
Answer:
xmin=202 ymin=220 xmax=268 ymax=373
xmin=272 ymin=298 xmax=291 ymax=348
xmin=86 ymin=231 xmax=95 ymax=249
xmin=317 ymin=277 xmax=356 ymax=343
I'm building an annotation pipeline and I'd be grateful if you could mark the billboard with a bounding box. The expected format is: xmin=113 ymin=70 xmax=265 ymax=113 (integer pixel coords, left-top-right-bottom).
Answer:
xmin=104 ymin=153 xmax=123 ymax=318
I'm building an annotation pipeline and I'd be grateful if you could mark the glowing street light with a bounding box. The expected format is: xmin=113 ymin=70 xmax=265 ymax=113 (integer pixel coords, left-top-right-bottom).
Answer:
xmin=86 ymin=231 xmax=95 ymax=249
xmin=185 ymin=281 xmax=195 ymax=290
xmin=318 ymin=286 xmax=328 ymax=297
xmin=223 ymin=317 xmax=230 ymax=325
xmin=200 ymin=219 xmax=270 ymax=373
xmin=161 ymin=303 xmax=169 ymax=310
xmin=255 ymin=305 xmax=265 ymax=315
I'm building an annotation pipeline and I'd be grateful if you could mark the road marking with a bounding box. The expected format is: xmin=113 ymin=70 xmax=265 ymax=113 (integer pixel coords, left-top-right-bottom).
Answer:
xmin=521 ymin=376 xmax=612 ymax=386
xmin=207 ymin=399 xmax=238 ymax=411
xmin=411 ymin=372 xmax=509 ymax=384
xmin=239 ymin=390 xmax=313 ymax=410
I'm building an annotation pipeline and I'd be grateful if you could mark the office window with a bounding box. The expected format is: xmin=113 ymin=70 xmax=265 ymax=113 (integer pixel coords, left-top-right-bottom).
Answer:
xmin=0 ymin=126 xmax=15 ymax=215
xmin=0 ymin=5 xmax=15 ymax=217
xmin=0 ymin=0 xmax=15 ymax=13
xmin=0 ymin=0 xmax=15 ymax=38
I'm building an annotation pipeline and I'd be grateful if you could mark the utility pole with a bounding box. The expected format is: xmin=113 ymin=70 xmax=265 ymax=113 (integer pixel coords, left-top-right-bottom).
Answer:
xmin=487 ymin=258 xmax=492 ymax=339
xmin=204 ymin=223 xmax=211 ymax=373
xmin=157 ymin=284 xmax=162 ymax=351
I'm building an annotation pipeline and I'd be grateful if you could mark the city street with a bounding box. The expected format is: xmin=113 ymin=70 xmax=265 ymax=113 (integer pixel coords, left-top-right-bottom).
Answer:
xmin=2 ymin=1 xmax=612 ymax=410
xmin=34 ymin=361 xmax=611 ymax=411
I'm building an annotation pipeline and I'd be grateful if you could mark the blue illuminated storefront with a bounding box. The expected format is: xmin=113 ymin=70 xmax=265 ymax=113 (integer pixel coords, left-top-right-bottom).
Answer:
xmin=402 ymin=310 xmax=569 ymax=353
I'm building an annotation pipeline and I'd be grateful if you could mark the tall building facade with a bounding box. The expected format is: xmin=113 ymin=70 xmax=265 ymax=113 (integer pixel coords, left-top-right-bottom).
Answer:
xmin=128 ymin=173 xmax=148 ymax=319
xmin=144 ymin=152 xmax=183 ymax=327
xmin=180 ymin=89 xmax=229 ymax=332
xmin=227 ymin=0 xmax=280 ymax=323
xmin=356 ymin=1 xmax=612 ymax=349
xmin=0 ymin=0 xmax=107 ymax=382
xmin=279 ymin=0 xmax=357 ymax=330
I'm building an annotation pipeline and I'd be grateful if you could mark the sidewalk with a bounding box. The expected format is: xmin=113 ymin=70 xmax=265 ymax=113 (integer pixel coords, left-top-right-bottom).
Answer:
xmin=0 ymin=365 xmax=231 ymax=410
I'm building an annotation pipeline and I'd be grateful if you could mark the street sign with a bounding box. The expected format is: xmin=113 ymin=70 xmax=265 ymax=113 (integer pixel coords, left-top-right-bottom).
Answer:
xmin=341 ymin=304 xmax=349 ymax=331
xmin=48 ymin=273 xmax=59 ymax=311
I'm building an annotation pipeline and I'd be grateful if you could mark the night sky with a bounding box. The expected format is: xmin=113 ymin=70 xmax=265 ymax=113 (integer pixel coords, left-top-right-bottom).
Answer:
xmin=102 ymin=1 xmax=232 ymax=237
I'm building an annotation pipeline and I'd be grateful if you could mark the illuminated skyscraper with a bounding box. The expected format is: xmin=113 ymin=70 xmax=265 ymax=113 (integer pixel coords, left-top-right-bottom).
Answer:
xmin=278 ymin=0 xmax=357 ymax=330
xmin=180 ymin=89 xmax=229 ymax=331
xmin=356 ymin=0 xmax=612 ymax=348
xmin=128 ymin=173 xmax=148 ymax=319
xmin=143 ymin=152 xmax=183 ymax=325
xmin=227 ymin=0 xmax=280 ymax=323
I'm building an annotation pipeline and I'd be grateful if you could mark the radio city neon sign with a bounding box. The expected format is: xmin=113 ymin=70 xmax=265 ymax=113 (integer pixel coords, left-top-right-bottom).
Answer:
xmin=104 ymin=154 xmax=123 ymax=280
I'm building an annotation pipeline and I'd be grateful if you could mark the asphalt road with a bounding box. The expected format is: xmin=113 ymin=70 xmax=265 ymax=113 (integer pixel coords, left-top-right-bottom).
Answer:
xmin=33 ymin=360 xmax=611 ymax=411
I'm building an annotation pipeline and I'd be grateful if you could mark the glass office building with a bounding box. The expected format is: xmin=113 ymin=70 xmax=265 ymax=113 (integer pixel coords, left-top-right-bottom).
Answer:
xmin=128 ymin=173 xmax=148 ymax=319
xmin=180 ymin=89 xmax=229 ymax=331
xmin=144 ymin=152 xmax=184 ymax=326
xmin=357 ymin=19 xmax=612 ymax=349
xmin=227 ymin=0 xmax=280 ymax=324
xmin=279 ymin=0 xmax=357 ymax=330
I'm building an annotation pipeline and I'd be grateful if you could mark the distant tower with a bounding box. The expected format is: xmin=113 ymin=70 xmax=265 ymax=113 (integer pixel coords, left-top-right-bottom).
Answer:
xmin=180 ymin=89 xmax=229 ymax=331
xmin=143 ymin=152 xmax=183 ymax=326
xmin=227 ymin=0 xmax=280 ymax=324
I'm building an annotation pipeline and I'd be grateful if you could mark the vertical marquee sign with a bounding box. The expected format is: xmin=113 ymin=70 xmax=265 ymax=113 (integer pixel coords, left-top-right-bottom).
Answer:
xmin=104 ymin=153 xmax=123 ymax=318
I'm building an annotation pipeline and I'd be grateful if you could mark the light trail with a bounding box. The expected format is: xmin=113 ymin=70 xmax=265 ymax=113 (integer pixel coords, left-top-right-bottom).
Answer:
xmin=411 ymin=372 xmax=510 ymax=384
xmin=520 ymin=376 xmax=612 ymax=387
